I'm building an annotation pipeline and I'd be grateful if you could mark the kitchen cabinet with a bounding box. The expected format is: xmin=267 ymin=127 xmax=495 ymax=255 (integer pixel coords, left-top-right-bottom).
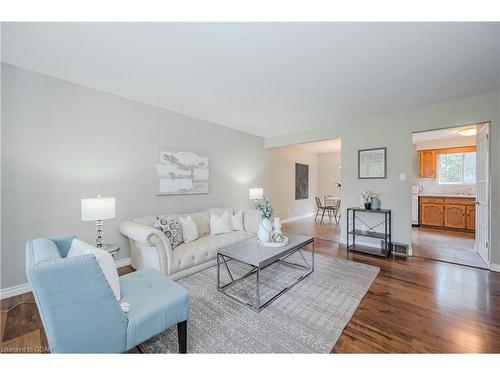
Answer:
xmin=466 ymin=205 xmax=476 ymax=231
xmin=419 ymin=150 xmax=436 ymax=178
xmin=418 ymin=146 xmax=476 ymax=179
xmin=419 ymin=196 xmax=475 ymax=232
xmin=421 ymin=203 xmax=444 ymax=227
xmin=444 ymin=205 xmax=466 ymax=229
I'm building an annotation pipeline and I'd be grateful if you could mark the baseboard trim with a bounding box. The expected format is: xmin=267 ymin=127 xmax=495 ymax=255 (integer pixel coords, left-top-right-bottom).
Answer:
xmin=490 ymin=263 xmax=500 ymax=272
xmin=0 ymin=283 xmax=32 ymax=300
xmin=1 ymin=257 xmax=132 ymax=300
xmin=281 ymin=212 xmax=315 ymax=224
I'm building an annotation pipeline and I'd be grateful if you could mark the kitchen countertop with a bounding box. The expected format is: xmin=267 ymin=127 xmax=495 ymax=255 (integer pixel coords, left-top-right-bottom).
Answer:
xmin=417 ymin=194 xmax=475 ymax=199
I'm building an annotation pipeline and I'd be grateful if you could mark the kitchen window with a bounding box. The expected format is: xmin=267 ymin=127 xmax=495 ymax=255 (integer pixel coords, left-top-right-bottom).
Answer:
xmin=438 ymin=152 xmax=476 ymax=184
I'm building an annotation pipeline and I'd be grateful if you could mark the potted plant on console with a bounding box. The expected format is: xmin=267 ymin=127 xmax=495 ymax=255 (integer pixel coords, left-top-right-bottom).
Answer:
xmin=361 ymin=190 xmax=378 ymax=210
xmin=256 ymin=196 xmax=274 ymax=242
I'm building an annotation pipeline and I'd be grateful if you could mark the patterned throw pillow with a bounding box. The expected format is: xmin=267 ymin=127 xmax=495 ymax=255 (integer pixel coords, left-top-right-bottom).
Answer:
xmin=154 ymin=216 xmax=183 ymax=249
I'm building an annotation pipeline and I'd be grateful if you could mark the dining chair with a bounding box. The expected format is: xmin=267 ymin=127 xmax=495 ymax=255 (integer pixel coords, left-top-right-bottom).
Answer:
xmin=324 ymin=196 xmax=341 ymax=224
xmin=315 ymin=197 xmax=329 ymax=224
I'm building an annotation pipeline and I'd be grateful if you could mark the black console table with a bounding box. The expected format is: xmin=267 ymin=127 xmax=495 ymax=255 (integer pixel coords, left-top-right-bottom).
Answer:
xmin=346 ymin=207 xmax=392 ymax=257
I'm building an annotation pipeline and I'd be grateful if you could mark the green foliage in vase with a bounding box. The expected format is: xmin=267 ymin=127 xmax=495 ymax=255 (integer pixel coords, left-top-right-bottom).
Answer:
xmin=256 ymin=196 xmax=274 ymax=219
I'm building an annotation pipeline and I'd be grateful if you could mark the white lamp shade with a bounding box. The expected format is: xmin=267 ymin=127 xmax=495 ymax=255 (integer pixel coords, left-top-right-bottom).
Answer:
xmin=249 ymin=188 xmax=263 ymax=200
xmin=81 ymin=197 xmax=116 ymax=221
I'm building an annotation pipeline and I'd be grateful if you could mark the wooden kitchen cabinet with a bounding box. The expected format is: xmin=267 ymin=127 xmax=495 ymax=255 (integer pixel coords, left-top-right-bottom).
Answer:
xmin=466 ymin=205 xmax=476 ymax=231
xmin=444 ymin=205 xmax=466 ymax=229
xmin=419 ymin=150 xmax=436 ymax=178
xmin=419 ymin=196 xmax=475 ymax=232
xmin=420 ymin=203 xmax=444 ymax=227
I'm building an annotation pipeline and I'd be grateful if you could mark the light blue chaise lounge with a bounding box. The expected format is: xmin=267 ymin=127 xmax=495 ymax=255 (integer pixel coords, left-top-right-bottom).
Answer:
xmin=25 ymin=235 xmax=189 ymax=353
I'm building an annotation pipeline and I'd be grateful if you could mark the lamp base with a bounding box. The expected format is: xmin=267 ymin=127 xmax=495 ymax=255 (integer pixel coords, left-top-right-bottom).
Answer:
xmin=96 ymin=220 xmax=104 ymax=248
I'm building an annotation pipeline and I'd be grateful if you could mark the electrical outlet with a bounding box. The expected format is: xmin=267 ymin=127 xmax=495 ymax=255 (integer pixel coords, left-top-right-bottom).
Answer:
xmin=400 ymin=173 xmax=406 ymax=181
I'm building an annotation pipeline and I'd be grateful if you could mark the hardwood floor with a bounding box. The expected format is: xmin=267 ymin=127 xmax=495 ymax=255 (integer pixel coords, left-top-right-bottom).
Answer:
xmin=412 ymin=226 xmax=486 ymax=269
xmin=2 ymin=218 xmax=500 ymax=353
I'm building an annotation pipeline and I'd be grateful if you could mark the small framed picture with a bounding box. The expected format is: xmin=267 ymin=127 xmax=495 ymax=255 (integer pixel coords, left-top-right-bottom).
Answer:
xmin=358 ymin=147 xmax=387 ymax=179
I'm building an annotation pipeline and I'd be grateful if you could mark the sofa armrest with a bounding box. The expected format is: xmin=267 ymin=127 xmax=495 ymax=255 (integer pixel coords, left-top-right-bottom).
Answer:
xmin=119 ymin=220 xmax=162 ymax=246
xmin=119 ymin=220 xmax=173 ymax=274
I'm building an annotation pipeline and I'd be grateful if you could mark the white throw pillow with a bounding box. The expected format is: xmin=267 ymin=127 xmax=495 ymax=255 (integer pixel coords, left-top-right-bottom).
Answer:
xmin=243 ymin=210 xmax=261 ymax=234
xmin=179 ymin=215 xmax=199 ymax=243
xmin=231 ymin=211 xmax=244 ymax=231
xmin=210 ymin=211 xmax=232 ymax=235
xmin=67 ymin=238 xmax=93 ymax=257
xmin=67 ymin=238 xmax=121 ymax=301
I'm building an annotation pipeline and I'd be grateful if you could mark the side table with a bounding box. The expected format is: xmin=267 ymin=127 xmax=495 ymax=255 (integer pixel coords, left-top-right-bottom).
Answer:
xmin=103 ymin=243 xmax=120 ymax=258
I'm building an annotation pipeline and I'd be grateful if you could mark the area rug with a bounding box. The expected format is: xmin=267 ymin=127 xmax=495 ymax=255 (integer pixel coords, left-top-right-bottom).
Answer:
xmin=139 ymin=252 xmax=379 ymax=353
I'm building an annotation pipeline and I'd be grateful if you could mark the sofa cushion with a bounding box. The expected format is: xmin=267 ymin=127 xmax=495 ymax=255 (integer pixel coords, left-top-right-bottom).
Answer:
xmin=209 ymin=207 xmax=233 ymax=216
xmin=231 ymin=210 xmax=244 ymax=231
xmin=171 ymin=231 xmax=254 ymax=273
xmin=119 ymin=269 xmax=189 ymax=350
xmin=154 ymin=216 xmax=183 ymax=249
xmin=167 ymin=211 xmax=210 ymax=237
xmin=179 ymin=215 xmax=199 ymax=243
xmin=243 ymin=209 xmax=261 ymax=234
xmin=30 ymin=238 xmax=62 ymax=266
xmin=210 ymin=211 xmax=232 ymax=235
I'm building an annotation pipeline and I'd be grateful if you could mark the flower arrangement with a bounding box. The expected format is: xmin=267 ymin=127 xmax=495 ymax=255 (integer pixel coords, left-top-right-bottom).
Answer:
xmin=361 ymin=190 xmax=377 ymax=203
xmin=256 ymin=196 xmax=274 ymax=219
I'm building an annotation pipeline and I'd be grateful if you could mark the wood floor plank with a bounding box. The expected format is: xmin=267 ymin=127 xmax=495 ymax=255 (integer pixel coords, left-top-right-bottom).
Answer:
xmin=1 ymin=330 xmax=43 ymax=353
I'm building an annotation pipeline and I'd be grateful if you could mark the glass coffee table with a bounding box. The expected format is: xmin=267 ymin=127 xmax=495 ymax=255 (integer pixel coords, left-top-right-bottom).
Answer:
xmin=217 ymin=232 xmax=314 ymax=312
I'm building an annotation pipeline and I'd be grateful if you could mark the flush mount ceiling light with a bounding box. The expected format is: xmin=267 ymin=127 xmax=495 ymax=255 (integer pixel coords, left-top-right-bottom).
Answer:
xmin=458 ymin=128 xmax=477 ymax=136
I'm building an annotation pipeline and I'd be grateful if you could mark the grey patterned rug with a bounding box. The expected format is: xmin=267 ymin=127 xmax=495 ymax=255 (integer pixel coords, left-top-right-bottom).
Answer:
xmin=139 ymin=252 xmax=379 ymax=353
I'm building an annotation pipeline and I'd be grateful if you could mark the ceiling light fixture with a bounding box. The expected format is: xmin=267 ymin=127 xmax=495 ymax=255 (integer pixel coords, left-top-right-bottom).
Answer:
xmin=458 ymin=128 xmax=477 ymax=136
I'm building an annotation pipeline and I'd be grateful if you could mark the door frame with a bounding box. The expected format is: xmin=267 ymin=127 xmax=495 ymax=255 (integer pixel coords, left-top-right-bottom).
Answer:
xmin=410 ymin=122 xmax=491 ymax=268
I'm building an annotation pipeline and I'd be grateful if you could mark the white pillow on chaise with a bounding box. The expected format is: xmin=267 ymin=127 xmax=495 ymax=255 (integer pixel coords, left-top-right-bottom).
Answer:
xmin=210 ymin=211 xmax=232 ymax=235
xmin=67 ymin=238 xmax=121 ymax=301
xmin=231 ymin=211 xmax=244 ymax=231
xmin=179 ymin=215 xmax=199 ymax=243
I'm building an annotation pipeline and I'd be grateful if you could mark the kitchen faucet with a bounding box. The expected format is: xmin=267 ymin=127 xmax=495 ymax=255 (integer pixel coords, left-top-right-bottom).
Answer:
xmin=461 ymin=186 xmax=473 ymax=196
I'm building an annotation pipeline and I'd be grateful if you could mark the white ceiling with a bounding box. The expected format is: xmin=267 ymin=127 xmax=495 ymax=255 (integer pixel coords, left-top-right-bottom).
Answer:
xmin=2 ymin=23 xmax=500 ymax=138
xmin=294 ymin=138 xmax=341 ymax=153
xmin=412 ymin=124 xmax=483 ymax=143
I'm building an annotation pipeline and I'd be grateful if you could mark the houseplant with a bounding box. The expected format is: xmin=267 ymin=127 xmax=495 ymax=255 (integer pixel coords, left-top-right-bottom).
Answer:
xmin=361 ymin=190 xmax=377 ymax=210
xmin=256 ymin=196 xmax=274 ymax=242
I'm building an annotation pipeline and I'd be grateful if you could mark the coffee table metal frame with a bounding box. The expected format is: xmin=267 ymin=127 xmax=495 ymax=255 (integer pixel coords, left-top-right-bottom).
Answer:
xmin=217 ymin=237 xmax=315 ymax=312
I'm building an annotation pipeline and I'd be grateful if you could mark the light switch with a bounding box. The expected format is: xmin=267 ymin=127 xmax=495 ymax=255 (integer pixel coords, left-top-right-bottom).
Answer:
xmin=400 ymin=173 xmax=406 ymax=181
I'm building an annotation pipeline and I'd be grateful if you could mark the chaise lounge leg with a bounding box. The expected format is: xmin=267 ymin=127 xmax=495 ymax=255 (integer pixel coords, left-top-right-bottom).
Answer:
xmin=177 ymin=320 xmax=187 ymax=353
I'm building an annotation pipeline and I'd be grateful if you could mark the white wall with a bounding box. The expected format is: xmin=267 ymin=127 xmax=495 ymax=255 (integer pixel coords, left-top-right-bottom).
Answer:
xmin=263 ymin=146 xmax=318 ymax=220
xmin=318 ymin=152 xmax=341 ymax=199
xmin=265 ymin=91 xmax=500 ymax=264
xmin=1 ymin=64 xmax=266 ymax=289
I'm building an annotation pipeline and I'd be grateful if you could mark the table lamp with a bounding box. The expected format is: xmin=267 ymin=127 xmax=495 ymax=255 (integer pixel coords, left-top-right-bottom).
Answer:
xmin=81 ymin=196 xmax=116 ymax=249
xmin=249 ymin=188 xmax=264 ymax=201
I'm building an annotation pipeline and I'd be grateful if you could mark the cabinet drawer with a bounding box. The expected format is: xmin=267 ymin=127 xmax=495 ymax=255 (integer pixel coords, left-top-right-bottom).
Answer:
xmin=420 ymin=197 xmax=444 ymax=204
xmin=444 ymin=198 xmax=475 ymax=205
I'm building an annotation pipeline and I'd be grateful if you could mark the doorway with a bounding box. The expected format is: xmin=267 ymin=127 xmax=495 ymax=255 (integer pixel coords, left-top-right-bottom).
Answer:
xmin=410 ymin=123 xmax=490 ymax=269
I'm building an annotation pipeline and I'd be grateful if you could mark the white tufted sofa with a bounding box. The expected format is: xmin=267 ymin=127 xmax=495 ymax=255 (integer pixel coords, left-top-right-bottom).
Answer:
xmin=119 ymin=208 xmax=260 ymax=280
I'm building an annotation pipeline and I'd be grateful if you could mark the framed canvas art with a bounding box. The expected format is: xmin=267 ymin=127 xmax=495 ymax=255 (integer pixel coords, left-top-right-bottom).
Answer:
xmin=156 ymin=150 xmax=210 ymax=195
xmin=295 ymin=163 xmax=309 ymax=200
xmin=358 ymin=147 xmax=387 ymax=179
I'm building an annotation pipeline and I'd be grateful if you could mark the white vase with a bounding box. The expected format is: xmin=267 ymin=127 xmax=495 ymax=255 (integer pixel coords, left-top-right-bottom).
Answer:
xmin=258 ymin=218 xmax=272 ymax=242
